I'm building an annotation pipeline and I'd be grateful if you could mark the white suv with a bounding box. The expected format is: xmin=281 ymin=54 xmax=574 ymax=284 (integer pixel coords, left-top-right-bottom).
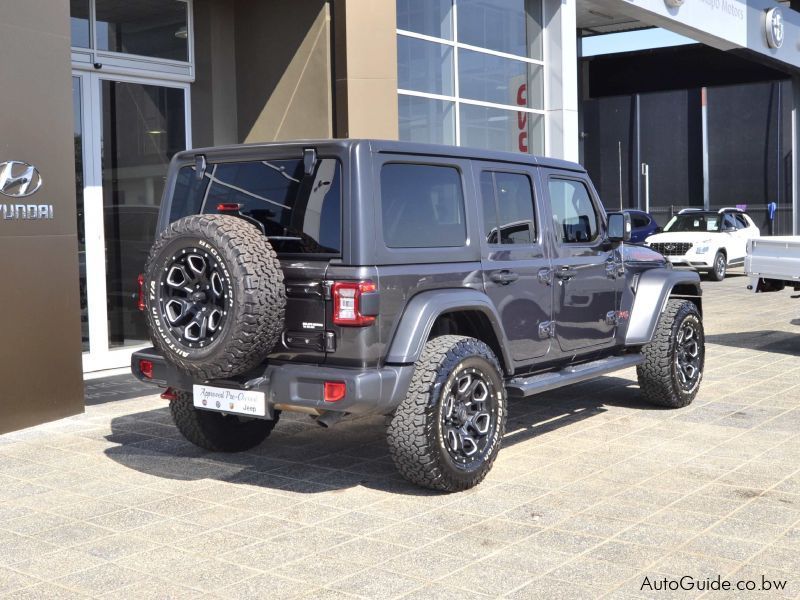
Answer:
xmin=644 ymin=208 xmax=760 ymax=281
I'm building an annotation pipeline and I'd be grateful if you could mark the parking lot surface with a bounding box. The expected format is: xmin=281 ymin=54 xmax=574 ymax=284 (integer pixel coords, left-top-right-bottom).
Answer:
xmin=1 ymin=272 xmax=800 ymax=599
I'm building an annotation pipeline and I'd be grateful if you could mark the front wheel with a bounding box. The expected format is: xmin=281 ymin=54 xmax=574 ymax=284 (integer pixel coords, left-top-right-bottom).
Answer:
xmin=387 ymin=335 xmax=507 ymax=492
xmin=637 ymin=299 xmax=704 ymax=408
xmin=708 ymin=251 xmax=726 ymax=281
xmin=170 ymin=391 xmax=279 ymax=452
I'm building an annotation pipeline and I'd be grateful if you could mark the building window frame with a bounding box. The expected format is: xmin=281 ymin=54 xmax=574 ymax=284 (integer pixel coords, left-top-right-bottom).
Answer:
xmin=71 ymin=0 xmax=195 ymax=82
xmin=397 ymin=0 xmax=545 ymax=151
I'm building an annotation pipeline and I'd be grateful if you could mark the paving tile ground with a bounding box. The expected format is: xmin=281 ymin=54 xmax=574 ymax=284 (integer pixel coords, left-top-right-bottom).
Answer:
xmin=2 ymin=271 xmax=800 ymax=598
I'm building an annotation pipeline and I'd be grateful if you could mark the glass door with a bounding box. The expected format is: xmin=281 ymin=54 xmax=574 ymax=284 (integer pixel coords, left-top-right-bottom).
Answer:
xmin=73 ymin=72 xmax=190 ymax=372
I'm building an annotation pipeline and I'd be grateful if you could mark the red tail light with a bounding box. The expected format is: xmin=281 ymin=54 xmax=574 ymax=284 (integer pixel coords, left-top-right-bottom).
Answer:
xmin=137 ymin=274 xmax=146 ymax=311
xmin=324 ymin=381 xmax=346 ymax=402
xmin=217 ymin=203 xmax=241 ymax=212
xmin=332 ymin=281 xmax=377 ymax=326
xmin=139 ymin=359 xmax=154 ymax=379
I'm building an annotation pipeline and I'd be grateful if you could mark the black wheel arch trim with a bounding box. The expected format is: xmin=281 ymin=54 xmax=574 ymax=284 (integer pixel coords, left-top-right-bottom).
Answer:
xmin=385 ymin=289 xmax=514 ymax=374
xmin=625 ymin=269 xmax=703 ymax=346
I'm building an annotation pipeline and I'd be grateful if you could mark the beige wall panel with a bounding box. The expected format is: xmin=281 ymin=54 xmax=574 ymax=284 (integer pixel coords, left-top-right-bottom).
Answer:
xmin=0 ymin=0 xmax=83 ymax=433
xmin=235 ymin=0 xmax=333 ymax=142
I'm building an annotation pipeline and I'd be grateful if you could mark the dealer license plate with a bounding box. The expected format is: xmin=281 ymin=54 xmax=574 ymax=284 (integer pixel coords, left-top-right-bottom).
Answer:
xmin=193 ymin=385 xmax=266 ymax=417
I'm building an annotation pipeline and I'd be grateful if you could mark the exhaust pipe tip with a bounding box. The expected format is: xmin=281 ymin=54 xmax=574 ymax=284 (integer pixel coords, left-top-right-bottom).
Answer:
xmin=314 ymin=411 xmax=346 ymax=428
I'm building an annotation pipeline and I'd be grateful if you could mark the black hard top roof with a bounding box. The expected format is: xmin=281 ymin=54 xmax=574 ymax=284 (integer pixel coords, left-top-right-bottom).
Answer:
xmin=177 ymin=139 xmax=586 ymax=173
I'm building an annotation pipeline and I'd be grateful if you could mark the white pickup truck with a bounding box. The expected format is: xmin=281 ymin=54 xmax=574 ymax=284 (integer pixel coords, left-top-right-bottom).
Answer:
xmin=745 ymin=236 xmax=800 ymax=293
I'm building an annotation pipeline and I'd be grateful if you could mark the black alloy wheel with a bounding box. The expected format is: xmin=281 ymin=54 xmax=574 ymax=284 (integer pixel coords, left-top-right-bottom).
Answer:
xmin=674 ymin=318 xmax=702 ymax=392
xmin=160 ymin=247 xmax=228 ymax=349
xmin=440 ymin=366 xmax=499 ymax=467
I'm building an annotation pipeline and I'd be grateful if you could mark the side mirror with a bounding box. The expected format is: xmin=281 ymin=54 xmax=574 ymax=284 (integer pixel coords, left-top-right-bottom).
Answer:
xmin=607 ymin=212 xmax=631 ymax=243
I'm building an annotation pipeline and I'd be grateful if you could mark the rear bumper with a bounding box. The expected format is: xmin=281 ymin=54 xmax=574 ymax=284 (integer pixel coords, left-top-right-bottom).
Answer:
xmin=131 ymin=348 xmax=414 ymax=417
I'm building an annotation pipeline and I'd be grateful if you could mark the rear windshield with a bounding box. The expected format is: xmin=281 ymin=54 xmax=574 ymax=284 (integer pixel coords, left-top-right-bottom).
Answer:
xmin=170 ymin=158 xmax=342 ymax=255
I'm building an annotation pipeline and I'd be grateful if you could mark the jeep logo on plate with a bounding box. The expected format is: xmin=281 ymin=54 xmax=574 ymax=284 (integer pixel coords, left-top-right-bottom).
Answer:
xmin=0 ymin=161 xmax=43 ymax=198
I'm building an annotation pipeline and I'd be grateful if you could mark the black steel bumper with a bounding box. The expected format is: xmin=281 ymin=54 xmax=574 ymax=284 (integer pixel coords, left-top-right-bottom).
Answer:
xmin=131 ymin=348 xmax=414 ymax=416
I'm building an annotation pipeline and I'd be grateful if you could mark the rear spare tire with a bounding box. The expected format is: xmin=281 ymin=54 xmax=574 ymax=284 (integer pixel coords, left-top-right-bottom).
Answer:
xmin=143 ymin=214 xmax=285 ymax=380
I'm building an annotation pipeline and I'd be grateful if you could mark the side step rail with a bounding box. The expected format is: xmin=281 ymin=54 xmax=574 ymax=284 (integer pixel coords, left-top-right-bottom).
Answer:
xmin=505 ymin=354 xmax=644 ymax=398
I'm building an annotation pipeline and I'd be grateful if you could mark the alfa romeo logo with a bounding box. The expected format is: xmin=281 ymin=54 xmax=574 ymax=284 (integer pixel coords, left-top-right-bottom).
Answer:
xmin=765 ymin=7 xmax=784 ymax=49
xmin=0 ymin=161 xmax=43 ymax=198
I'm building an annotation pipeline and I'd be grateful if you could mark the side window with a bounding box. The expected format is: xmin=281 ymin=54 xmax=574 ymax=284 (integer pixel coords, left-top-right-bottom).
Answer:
xmin=722 ymin=214 xmax=737 ymax=230
xmin=734 ymin=214 xmax=748 ymax=229
xmin=631 ymin=214 xmax=650 ymax=228
xmin=480 ymin=170 xmax=535 ymax=245
xmin=381 ymin=163 xmax=467 ymax=248
xmin=548 ymin=178 xmax=599 ymax=244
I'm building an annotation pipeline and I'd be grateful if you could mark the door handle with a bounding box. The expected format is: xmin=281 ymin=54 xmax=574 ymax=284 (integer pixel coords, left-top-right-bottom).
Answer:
xmin=490 ymin=270 xmax=519 ymax=285
xmin=555 ymin=267 xmax=577 ymax=281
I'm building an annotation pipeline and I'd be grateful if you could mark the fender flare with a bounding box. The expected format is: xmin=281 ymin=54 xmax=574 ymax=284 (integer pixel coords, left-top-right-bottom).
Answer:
xmin=385 ymin=289 xmax=513 ymax=373
xmin=625 ymin=269 xmax=702 ymax=345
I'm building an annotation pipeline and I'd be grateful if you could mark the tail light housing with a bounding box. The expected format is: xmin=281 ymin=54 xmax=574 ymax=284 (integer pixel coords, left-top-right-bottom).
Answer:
xmin=137 ymin=274 xmax=146 ymax=311
xmin=323 ymin=381 xmax=346 ymax=402
xmin=139 ymin=359 xmax=154 ymax=379
xmin=332 ymin=281 xmax=377 ymax=326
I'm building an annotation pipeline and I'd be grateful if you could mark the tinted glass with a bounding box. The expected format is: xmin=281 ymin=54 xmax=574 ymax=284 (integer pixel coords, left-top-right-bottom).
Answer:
xmin=398 ymin=95 xmax=456 ymax=145
xmin=735 ymin=214 xmax=749 ymax=229
xmin=381 ymin=164 xmax=466 ymax=248
xmin=73 ymin=77 xmax=88 ymax=352
xmin=396 ymin=0 xmax=453 ymax=39
xmin=630 ymin=213 xmax=650 ymax=228
xmin=397 ymin=36 xmax=454 ymax=96
xmin=171 ymin=159 xmax=342 ymax=255
xmin=548 ymin=179 xmax=599 ymax=243
xmin=664 ymin=214 xmax=720 ymax=232
xmin=460 ymin=104 xmax=543 ymax=154
xmin=495 ymin=172 xmax=535 ymax=244
xmin=70 ymin=0 xmax=90 ymax=48
xmin=101 ymin=81 xmax=186 ymax=350
xmin=458 ymin=49 xmax=543 ymax=109
xmin=480 ymin=172 xmax=498 ymax=241
xmin=96 ymin=0 xmax=189 ymax=61
xmin=458 ymin=0 xmax=542 ymax=59
xmin=722 ymin=214 xmax=737 ymax=230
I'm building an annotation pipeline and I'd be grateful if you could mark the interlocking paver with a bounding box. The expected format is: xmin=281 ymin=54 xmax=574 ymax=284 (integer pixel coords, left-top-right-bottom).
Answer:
xmin=0 ymin=273 xmax=798 ymax=598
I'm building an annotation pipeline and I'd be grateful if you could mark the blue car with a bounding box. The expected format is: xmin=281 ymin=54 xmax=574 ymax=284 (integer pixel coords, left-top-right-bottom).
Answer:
xmin=623 ymin=209 xmax=660 ymax=243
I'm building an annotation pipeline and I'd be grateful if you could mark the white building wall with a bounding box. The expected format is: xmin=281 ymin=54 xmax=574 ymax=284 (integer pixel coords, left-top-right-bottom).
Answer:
xmin=544 ymin=0 xmax=579 ymax=161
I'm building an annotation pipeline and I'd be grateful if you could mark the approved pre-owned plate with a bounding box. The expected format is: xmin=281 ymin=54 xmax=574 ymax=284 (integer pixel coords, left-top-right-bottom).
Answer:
xmin=193 ymin=384 xmax=266 ymax=417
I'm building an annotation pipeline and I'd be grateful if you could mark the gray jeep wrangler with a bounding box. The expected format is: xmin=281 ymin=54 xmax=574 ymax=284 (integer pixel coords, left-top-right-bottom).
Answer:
xmin=132 ymin=139 xmax=704 ymax=491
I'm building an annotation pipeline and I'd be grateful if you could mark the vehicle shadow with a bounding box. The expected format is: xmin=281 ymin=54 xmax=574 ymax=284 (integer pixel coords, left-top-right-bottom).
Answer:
xmin=103 ymin=375 xmax=660 ymax=496
xmin=706 ymin=330 xmax=800 ymax=357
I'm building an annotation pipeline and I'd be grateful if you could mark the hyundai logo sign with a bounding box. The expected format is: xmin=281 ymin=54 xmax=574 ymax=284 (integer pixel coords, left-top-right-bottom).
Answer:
xmin=0 ymin=161 xmax=43 ymax=198
xmin=765 ymin=7 xmax=784 ymax=49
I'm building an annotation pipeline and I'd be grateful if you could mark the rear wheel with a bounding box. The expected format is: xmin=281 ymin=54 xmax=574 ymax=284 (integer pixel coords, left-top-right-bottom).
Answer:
xmin=637 ymin=299 xmax=704 ymax=408
xmin=387 ymin=335 xmax=507 ymax=492
xmin=708 ymin=251 xmax=726 ymax=281
xmin=170 ymin=390 xmax=279 ymax=452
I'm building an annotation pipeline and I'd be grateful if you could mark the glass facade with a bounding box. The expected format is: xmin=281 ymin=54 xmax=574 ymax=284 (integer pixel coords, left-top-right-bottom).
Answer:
xmin=397 ymin=0 xmax=544 ymax=154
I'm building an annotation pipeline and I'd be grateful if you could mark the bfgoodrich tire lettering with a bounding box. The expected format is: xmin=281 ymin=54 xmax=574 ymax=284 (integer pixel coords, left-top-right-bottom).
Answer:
xmin=637 ymin=299 xmax=704 ymax=408
xmin=170 ymin=390 xmax=279 ymax=452
xmin=387 ymin=335 xmax=507 ymax=492
xmin=144 ymin=214 xmax=286 ymax=380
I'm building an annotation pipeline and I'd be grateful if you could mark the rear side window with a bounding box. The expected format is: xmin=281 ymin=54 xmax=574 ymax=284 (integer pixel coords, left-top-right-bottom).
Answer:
xmin=381 ymin=163 xmax=467 ymax=248
xmin=480 ymin=171 xmax=536 ymax=245
xmin=548 ymin=178 xmax=599 ymax=244
xmin=170 ymin=158 xmax=342 ymax=255
xmin=734 ymin=214 xmax=749 ymax=229
xmin=630 ymin=213 xmax=650 ymax=228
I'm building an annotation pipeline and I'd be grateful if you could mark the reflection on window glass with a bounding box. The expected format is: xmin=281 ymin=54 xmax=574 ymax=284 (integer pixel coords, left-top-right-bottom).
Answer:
xmin=397 ymin=0 xmax=453 ymax=39
xmin=171 ymin=160 xmax=342 ymax=256
xmin=458 ymin=48 xmax=543 ymax=109
xmin=381 ymin=164 xmax=466 ymax=248
xmin=495 ymin=172 xmax=535 ymax=243
xmin=398 ymin=37 xmax=454 ymax=96
xmin=101 ymin=81 xmax=186 ymax=349
xmin=458 ymin=0 xmax=542 ymax=59
xmin=480 ymin=172 xmax=498 ymax=240
xmin=70 ymin=0 xmax=90 ymax=48
xmin=548 ymin=179 xmax=599 ymax=244
xmin=96 ymin=0 xmax=189 ymax=61
xmin=460 ymin=104 xmax=543 ymax=154
xmin=399 ymin=95 xmax=456 ymax=145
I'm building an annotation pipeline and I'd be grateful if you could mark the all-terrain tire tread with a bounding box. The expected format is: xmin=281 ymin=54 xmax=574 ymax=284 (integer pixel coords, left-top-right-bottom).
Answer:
xmin=387 ymin=335 xmax=506 ymax=492
xmin=636 ymin=299 xmax=703 ymax=408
